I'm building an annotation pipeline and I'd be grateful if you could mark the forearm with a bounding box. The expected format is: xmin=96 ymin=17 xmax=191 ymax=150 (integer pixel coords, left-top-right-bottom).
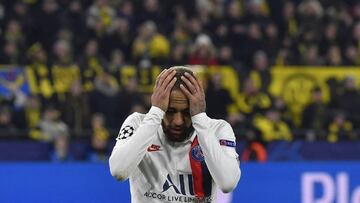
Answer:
xmin=109 ymin=106 xmax=164 ymax=181
xmin=192 ymin=113 xmax=241 ymax=193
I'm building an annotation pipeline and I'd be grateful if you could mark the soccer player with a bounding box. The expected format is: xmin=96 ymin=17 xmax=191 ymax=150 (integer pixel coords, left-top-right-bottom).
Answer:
xmin=109 ymin=66 xmax=240 ymax=203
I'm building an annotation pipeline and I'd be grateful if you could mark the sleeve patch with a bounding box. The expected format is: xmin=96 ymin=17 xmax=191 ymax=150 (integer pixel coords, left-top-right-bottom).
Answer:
xmin=117 ymin=125 xmax=135 ymax=140
xmin=219 ymin=139 xmax=236 ymax=147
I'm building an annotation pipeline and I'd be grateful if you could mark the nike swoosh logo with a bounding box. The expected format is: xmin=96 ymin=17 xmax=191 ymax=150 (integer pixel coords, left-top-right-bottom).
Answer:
xmin=147 ymin=144 xmax=161 ymax=152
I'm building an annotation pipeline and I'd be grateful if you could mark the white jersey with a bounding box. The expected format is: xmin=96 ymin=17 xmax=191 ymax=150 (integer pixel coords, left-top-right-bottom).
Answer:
xmin=109 ymin=106 xmax=241 ymax=203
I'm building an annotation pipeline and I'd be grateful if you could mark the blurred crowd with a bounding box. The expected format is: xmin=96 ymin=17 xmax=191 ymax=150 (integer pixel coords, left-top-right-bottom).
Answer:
xmin=2 ymin=0 xmax=360 ymax=67
xmin=1 ymin=0 xmax=360 ymax=161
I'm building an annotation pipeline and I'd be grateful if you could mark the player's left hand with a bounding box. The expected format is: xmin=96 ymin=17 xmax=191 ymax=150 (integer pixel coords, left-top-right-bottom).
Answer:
xmin=180 ymin=72 xmax=206 ymax=116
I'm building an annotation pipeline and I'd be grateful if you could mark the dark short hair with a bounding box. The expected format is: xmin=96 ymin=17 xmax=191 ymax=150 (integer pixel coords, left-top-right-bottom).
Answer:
xmin=169 ymin=66 xmax=194 ymax=91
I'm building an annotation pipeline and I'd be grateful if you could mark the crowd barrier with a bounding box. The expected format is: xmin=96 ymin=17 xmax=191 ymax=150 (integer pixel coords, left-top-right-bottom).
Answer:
xmin=1 ymin=162 xmax=360 ymax=203
xmin=1 ymin=140 xmax=360 ymax=161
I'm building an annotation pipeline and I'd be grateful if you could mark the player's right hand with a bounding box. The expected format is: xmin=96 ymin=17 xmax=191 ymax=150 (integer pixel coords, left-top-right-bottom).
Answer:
xmin=151 ymin=69 xmax=177 ymax=111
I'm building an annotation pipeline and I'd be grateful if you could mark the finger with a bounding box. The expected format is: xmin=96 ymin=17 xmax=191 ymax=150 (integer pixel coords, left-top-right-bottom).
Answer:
xmin=155 ymin=69 xmax=166 ymax=88
xmin=181 ymin=75 xmax=197 ymax=94
xmin=159 ymin=69 xmax=176 ymax=87
xmin=180 ymin=84 xmax=193 ymax=99
xmin=155 ymin=69 xmax=168 ymax=87
xmin=164 ymin=77 xmax=177 ymax=93
xmin=159 ymin=70 xmax=176 ymax=89
xmin=185 ymin=72 xmax=200 ymax=92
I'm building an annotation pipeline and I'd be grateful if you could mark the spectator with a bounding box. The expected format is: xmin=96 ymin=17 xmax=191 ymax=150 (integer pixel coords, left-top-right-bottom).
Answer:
xmin=168 ymin=43 xmax=188 ymax=66
xmin=62 ymin=80 xmax=90 ymax=134
xmin=138 ymin=0 xmax=165 ymax=29
xmin=0 ymin=41 xmax=23 ymax=64
xmin=302 ymin=87 xmax=329 ymax=139
xmin=132 ymin=21 xmax=170 ymax=65
xmin=51 ymin=39 xmax=74 ymax=66
xmin=213 ymin=22 xmax=230 ymax=47
xmin=241 ymin=22 xmax=264 ymax=65
xmin=4 ymin=19 xmax=26 ymax=49
xmin=248 ymin=51 xmax=271 ymax=92
xmin=187 ymin=17 xmax=203 ymax=39
xmin=188 ymin=34 xmax=218 ymax=65
xmin=17 ymin=95 xmax=42 ymax=130
xmin=325 ymin=45 xmax=343 ymax=66
xmin=237 ymin=78 xmax=272 ymax=120
xmin=319 ymin=23 xmax=340 ymax=55
xmin=102 ymin=17 xmax=132 ymax=61
xmin=225 ymin=0 xmax=246 ymax=57
xmin=50 ymin=39 xmax=81 ymax=103
xmin=343 ymin=45 xmax=359 ymax=66
xmin=243 ymin=0 xmax=270 ymax=25
xmin=170 ymin=24 xmax=191 ymax=46
xmin=297 ymin=0 xmax=324 ymax=43
xmin=89 ymin=71 xmax=121 ymax=129
xmin=107 ymin=49 xmax=125 ymax=85
xmin=217 ymin=45 xmax=236 ymax=66
xmin=89 ymin=113 xmax=109 ymax=162
xmin=253 ymin=108 xmax=293 ymax=142
xmin=336 ymin=76 xmax=360 ymax=125
xmin=118 ymin=76 xmax=146 ymax=124
xmin=6 ymin=1 xmax=33 ymax=39
xmin=300 ymin=45 xmax=324 ymax=66
xmin=0 ymin=106 xmax=16 ymax=132
xmin=33 ymin=0 xmax=61 ymax=52
xmin=117 ymin=1 xmax=134 ymax=24
xmin=79 ymin=39 xmax=106 ymax=92
xmin=31 ymin=105 xmax=70 ymax=161
xmin=328 ymin=111 xmax=357 ymax=142
xmin=26 ymin=43 xmax=54 ymax=102
xmin=264 ymin=23 xmax=281 ymax=62
xmin=278 ymin=1 xmax=298 ymax=37
xmin=273 ymin=96 xmax=293 ymax=128
xmin=205 ymin=72 xmax=233 ymax=120
xmin=62 ymin=1 xmax=88 ymax=54
xmin=86 ymin=0 xmax=116 ymax=36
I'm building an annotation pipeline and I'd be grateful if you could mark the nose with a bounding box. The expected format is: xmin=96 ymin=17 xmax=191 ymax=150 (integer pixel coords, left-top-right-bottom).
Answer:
xmin=172 ymin=112 xmax=184 ymax=126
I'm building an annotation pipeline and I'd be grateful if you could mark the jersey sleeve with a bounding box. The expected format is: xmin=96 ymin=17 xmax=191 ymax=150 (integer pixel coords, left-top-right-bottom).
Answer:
xmin=192 ymin=112 xmax=241 ymax=193
xmin=109 ymin=106 xmax=164 ymax=181
xmin=114 ymin=112 xmax=143 ymax=145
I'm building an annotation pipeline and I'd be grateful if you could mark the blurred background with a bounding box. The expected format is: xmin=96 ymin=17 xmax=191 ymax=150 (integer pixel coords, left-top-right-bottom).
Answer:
xmin=1 ymin=0 xmax=360 ymax=202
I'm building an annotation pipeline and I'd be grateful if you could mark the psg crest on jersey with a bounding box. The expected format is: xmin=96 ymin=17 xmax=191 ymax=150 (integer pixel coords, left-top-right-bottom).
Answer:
xmin=191 ymin=145 xmax=204 ymax=162
xmin=117 ymin=125 xmax=135 ymax=140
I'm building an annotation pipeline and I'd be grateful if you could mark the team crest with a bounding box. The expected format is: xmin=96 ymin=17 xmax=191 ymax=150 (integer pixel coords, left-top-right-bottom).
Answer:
xmin=191 ymin=145 xmax=204 ymax=162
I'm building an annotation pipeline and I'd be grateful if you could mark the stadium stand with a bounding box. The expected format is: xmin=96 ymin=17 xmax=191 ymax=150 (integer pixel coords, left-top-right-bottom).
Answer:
xmin=0 ymin=0 xmax=360 ymax=161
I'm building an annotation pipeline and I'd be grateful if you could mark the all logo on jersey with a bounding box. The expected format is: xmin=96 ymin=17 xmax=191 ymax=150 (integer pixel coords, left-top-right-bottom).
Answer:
xmin=144 ymin=174 xmax=213 ymax=202
xmin=162 ymin=174 xmax=194 ymax=196
xmin=191 ymin=145 xmax=204 ymax=162
xmin=117 ymin=125 xmax=134 ymax=140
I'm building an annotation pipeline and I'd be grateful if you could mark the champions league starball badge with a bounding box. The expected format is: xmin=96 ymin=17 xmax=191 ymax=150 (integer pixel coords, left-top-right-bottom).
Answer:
xmin=117 ymin=125 xmax=135 ymax=140
xmin=191 ymin=145 xmax=204 ymax=162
